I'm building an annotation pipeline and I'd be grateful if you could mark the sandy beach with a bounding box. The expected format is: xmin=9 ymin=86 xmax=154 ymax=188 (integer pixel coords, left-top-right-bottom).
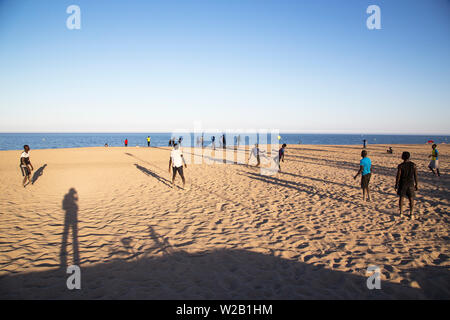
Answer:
xmin=0 ymin=144 xmax=448 ymax=299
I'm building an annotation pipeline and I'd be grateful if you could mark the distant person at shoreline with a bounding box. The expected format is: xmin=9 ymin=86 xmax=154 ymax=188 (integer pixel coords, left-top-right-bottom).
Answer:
xmin=211 ymin=136 xmax=216 ymax=150
xmin=169 ymin=143 xmax=187 ymax=189
xmin=104 ymin=143 xmax=108 ymax=147
xmin=124 ymin=139 xmax=128 ymax=147
xmin=147 ymin=136 xmax=151 ymax=147
xmin=387 ymin=147 xmax=393 ymax=154
xmin=363 ymin=139 xmax=367 ymax=149
xmin=395 ymin=151 xmax=418 ymax=219
xmin=20 ymin=145 xmax=34 ymax=187
xmin=428 ymin=144 xmax=440 ymax=176
xmin=222 ymin=134 xmax=226 ymax=149
xmin=354 ymin=150 xmax=372 ymax=202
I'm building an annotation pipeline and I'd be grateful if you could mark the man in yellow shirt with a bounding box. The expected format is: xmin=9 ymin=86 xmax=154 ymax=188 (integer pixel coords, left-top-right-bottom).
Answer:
xmin=428 ymin=144 xmax=440 ymax=176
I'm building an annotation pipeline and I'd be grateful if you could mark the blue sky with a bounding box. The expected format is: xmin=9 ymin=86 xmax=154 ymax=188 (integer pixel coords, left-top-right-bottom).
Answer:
xmin=0 ymin=0 xmax=449 ymax=134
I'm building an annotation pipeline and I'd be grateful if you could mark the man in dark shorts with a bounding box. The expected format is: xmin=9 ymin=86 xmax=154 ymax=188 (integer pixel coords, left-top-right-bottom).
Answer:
xmin=222 ymin=134 xmax=226 ymax=149
xmin=20 ymin=145 xmax=34 ymax=187
xmin=395 ymin=151 xmax=419 ymax=219
xmin=275 ymin=144 xmax=287 ymax=171
xmin=354 ymin=150 xmax=372 ymax=201
xmin=169 ymin=143 xmax=187 ymax=189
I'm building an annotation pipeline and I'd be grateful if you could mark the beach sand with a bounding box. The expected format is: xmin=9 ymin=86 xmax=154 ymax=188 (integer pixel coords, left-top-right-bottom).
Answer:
xmin=0 ymin=144 xmax=449 ymax=299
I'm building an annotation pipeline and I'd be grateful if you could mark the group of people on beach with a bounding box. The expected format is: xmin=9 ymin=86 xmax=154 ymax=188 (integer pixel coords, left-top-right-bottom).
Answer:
xmin=120 ymin=136 xmax=152 ymax=147
xmin=196 ymin=135 xmax=228 ymax=150
xmin=247 ymin=143 xmax=287 ymax=171
xmin=19 ymin=139 xmax=441 ymax=220
xmin=353 ymin=143 xmax=440 ymax=219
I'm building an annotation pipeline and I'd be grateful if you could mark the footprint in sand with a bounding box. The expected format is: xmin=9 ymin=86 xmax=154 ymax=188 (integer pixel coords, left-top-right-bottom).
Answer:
xmin=216 ymin=203 xmax=229 ymax=211
xmin=255 ymin=219 xmax=268 ymax=228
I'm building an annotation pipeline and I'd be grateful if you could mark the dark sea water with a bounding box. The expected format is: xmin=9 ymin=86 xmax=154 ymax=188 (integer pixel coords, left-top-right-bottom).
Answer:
xmin=0 ymin=133 xmax=448 ymax=151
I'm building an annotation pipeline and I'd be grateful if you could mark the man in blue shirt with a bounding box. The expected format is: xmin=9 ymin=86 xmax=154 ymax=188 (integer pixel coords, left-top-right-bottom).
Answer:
xmin=354 ymin=150 xmax=372 ymax=201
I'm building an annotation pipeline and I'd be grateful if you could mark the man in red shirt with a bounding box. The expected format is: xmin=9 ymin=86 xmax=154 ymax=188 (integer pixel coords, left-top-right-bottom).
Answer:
xmin=124 ymin=139 xmax=128 ymax=147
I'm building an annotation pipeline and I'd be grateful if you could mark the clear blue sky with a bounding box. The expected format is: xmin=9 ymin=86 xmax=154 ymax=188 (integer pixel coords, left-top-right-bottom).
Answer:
xmin=0 ymin=0 xmax=449 ymax=134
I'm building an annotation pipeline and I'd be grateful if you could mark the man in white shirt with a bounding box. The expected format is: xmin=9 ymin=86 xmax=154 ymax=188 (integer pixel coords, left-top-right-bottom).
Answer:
xmin=169 ymin=143 xmax=187 ymax=188
xmin=20 ymin=145 xmax=34 ymax=187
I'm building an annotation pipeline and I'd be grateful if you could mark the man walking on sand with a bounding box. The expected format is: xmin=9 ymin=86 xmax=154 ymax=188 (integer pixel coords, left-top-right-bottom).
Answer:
xmin=428 ymin=144 xmax=440 ymax=176
xmin=124 ymin=138 xmax=128 ymax=147
xmin=354 ymin=150 xmax=372 ymax=202
xmin=395 ymin=151 xmax=419 ymax=219
xmin=147 ymin=136 xmax=151 ymax=147
xmin=169 ymin=143 xmax=187 ymax=189
xmin=275 ymin=144 xmax=287 ymax=171
xmin=20 ymin=145 xmax=34 ymax=187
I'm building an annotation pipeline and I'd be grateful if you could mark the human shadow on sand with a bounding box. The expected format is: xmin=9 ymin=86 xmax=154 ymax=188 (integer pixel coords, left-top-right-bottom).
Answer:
xmin=60 ymin=188 xmax=80 ymax=269
xmin=31 ymin=164 xmax=47 ymax=185
xmin=1 ymin=226 xmax=449 ymax=299
xmin=134 ymin=163 xmax=173 ymax=188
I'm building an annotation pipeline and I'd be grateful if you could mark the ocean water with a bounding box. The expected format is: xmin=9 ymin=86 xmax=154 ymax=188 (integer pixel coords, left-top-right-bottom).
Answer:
xmin=0 ymin=133 xmax=448 ymax=151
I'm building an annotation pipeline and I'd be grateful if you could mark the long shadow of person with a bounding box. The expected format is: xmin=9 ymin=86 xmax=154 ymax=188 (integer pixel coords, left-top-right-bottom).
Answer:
xmin=60 ymin=188 xmax=80 ymax=269
xmin=31 ymin=164 xmax=47 ymax=185
xmin=134 ymin=163 xmax=175 ymax=188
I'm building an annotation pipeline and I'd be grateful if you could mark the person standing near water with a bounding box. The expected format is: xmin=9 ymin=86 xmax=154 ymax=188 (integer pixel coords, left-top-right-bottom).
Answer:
xmin=124 ymin=138 xmax=128 ymax=147
xmin=211 ymin=136 xmax=216 ymax=150
xmin=395 ymin=152 xmax=419 ymax=219
xmin=354 ymin=150 xmax=372 ymax=202
xmin=363 ymin=139 xmax=367 ymax=149
xmin=222 ymin=134 xmax=226 ymax=149
xmin=147 ymin=136 xmax=151 ymax=147
xmin=169 ymin=143 xmax=187 ymax=189
xmin=428 ymin=144 xmax=440 ymax=176
xmin=20 ymin=145 xmax=34 ymax=187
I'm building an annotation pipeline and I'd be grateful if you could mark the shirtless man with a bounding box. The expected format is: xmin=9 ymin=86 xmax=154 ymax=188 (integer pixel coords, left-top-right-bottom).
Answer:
xmin=395 ymin=151 xmax=419 ymax=219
